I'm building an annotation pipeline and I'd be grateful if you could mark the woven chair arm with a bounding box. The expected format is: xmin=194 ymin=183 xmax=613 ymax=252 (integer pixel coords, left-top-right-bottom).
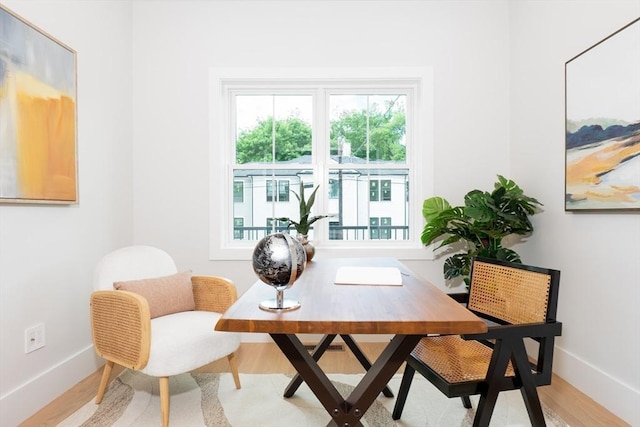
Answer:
xmin=191 ymin=275 xmax=238 ymax=313
xmin=461 ymin=321 xmax=562 ymax=341
xmin=90 ymin=290 xmax=151 ymax=370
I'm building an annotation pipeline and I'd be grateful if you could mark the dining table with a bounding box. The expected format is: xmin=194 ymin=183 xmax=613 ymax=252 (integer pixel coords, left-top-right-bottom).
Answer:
xmin=215 ymin=257 xmax=487 ymax=427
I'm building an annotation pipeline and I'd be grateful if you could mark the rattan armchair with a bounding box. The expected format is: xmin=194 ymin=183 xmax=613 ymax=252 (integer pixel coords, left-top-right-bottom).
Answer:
xmin=90 ymin=246 xmax=241 ymax=427
xmin=392 ymin=257 xmax=562 ymax=427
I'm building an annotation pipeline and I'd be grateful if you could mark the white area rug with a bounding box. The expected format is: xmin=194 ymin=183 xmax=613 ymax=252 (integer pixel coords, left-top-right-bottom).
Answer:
xmin=59 ymin=371 xmax=568 ymax=426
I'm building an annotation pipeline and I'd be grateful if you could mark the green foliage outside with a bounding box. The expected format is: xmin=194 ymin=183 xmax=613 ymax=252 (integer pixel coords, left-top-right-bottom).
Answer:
xmin=236 ymin=117 xmax=312 ymax=164
xmin=235 ymin=103 xmax=406 ymax=164
xmin=330 ymin=107 xmax=406 ymax=161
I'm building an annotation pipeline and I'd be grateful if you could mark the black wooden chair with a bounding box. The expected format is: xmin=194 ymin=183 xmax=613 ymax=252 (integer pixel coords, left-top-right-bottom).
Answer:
xmin=392 ymin=257 xmax=562 ymax=427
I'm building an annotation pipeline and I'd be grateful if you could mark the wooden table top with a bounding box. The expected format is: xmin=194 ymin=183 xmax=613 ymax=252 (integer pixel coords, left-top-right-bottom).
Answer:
xmin=215 ymin=257 xmax=487 ymax=336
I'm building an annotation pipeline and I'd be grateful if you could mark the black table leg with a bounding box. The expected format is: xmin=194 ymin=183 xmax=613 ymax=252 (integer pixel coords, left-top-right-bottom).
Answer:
xmin=271 ymin=333 xmax=421 ymax=427
xmin=341 ymin=335 xmax=394 ymax=397
xmin=284 ymin=334 xmax=337 ymax=397
xmin=284 ymin=334 xmax=394 ymax=398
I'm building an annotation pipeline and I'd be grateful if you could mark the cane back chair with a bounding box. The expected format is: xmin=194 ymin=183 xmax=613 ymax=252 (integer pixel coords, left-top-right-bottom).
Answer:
xmin=392 ymin=257 xmax=562 ymax=427
xmin=90 ymin=246 xmax=241 ymax=427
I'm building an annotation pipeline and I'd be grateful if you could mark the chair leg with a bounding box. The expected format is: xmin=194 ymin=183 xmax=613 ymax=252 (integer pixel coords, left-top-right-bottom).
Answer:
xmin=159 ymin=376 xmax=170 ymax=427
xmin=228 ymin=352 xmax=241 ymax=389
xmin=392 ymin=363 xmax=416 ymax=420
xmin=512 ymin=340 xmax=546 ymax=426
xmin=473 ymin=340 xmax=512 ymax=427
xmin=95 ymin=360 xmax=114 ymax=404
xmin=461 ymin=395 xmax=472 ymax=408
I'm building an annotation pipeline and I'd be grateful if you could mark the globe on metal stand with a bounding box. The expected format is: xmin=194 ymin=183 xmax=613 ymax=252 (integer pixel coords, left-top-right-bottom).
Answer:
xmin=252 ymin=232 xmax=307 ymax=311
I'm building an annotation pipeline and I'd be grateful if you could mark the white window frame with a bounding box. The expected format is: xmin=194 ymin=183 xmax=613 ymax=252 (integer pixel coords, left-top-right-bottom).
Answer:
xmin=209 ymin=67 xmax=434 ymax=260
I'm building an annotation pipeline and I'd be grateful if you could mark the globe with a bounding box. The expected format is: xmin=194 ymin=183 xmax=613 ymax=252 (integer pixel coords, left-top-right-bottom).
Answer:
xmin=252 ymin=233 xmax=307 ymax=311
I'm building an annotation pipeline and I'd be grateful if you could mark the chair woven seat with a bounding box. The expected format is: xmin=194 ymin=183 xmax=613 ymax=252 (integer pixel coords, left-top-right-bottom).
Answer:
xmin=412 ymin=335 xmax=515 ymax=384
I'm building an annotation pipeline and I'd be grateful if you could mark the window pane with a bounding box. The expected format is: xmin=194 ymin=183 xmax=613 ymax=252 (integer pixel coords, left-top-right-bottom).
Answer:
xmin=278 ymin=180 xmax=290 ymax=202
xmin=235 ymin=95 xmax=313 ymax=164
xmin=370 ymin=180 xmax=379 ymax=201
xmin=233 ymin=181 xmax=244 ymax=203
xmin=233 ymin=217 xmax=244 ymax=240
xmin=266 ymin=180 xmax=274 ymax=202
xmin=370 ymin=217 xmax=380 ymax=239
xmin=327 ymin=169 xmax=409 ymax=241
xmin=328 ymin=179 xmax=340 ymax=199
xmin=381 ymin=179 xmax=391 ymax=201
xmin=329 ymin=94 xmax=406 ymax=164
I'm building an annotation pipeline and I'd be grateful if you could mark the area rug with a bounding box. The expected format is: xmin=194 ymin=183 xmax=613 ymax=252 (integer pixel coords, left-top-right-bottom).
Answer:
xmin=58 ymin=371 xmax=568 ymax=426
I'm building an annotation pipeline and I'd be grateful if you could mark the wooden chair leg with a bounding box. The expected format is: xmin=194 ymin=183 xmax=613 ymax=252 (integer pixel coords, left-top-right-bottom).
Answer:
xmin=159 ymin=376 xmax=170 ymax=427
xmin=461 ymin=395 xmax=472 ymax=408
xmin=95 ymin=360 xmax=114 ymax=404
xmin=228 ymin=352 xmax=241 ymax=389
xmin=392 ymin=363 xmax=416 ymax=420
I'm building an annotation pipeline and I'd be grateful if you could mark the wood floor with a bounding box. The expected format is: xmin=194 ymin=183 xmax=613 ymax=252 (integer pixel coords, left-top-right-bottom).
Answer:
xmin=21 ymin=342 xmax=629 ymax=427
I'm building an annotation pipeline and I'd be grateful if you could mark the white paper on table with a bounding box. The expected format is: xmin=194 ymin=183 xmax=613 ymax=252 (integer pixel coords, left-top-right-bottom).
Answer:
xmin=334 ymin=266 xmax=403 ymax=286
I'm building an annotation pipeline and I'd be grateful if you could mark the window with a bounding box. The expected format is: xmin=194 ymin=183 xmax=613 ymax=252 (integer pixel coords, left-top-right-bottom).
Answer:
xmin=381 ymin=180 xmax=391 ymax=201
xmin=210 ymin=67 xmax=433 ymax=260
xmin=369 ymin=180 xmax=392 ymax=202
xmin=370 ymin=180 xmax=379 ymax=202
xmin=266 ymin=180 xmax=290 ymax=202
xmin=233 ymin=181 xmax=244 ymax=203
xmin=370 ymin=217 xmax=392 ymax=240
xmin=233 ymin=217 xmax=244 ymax=240
xmin=329 ymin=179 xmax=339 ymax=199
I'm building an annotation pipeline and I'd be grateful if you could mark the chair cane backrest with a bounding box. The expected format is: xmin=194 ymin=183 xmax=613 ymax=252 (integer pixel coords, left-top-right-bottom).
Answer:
xmin=467 ymin=257 xmax=559 ymax=325
xmin=93 ymin=245 xmax=177 ymax=291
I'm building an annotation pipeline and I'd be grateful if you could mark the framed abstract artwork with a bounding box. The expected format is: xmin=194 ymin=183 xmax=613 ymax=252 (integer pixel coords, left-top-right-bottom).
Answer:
xmin=0 ymin=4 xmax=78 ymax=204
xmin=565 ymin=17 xmax=640 ymax=211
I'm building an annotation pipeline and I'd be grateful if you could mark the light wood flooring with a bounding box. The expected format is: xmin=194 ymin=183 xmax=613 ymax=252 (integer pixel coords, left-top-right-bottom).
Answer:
xmin=21 ymin=342 xmax=629 ymax=427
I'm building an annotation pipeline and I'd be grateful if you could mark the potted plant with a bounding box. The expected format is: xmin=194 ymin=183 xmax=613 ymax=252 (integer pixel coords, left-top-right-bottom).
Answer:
xmin=422 ymin=175 xmax=542 ymax=289
xmin=276 ymin=183 xmax=329 ymax=261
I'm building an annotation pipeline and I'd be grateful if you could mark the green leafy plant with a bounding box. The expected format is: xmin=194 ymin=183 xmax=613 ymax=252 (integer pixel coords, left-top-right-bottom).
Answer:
xmin=276 ymin=183 xmax=329 ymax=235
xmin=422 ymin=175 xmax=542 ymax=288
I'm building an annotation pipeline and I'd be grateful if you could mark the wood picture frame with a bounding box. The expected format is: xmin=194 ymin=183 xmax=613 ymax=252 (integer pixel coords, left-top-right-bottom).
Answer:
xmin=0 ymin=4 xmax=78 ymax=204
xmin=564 ymin=17 xmax=640 ymax=211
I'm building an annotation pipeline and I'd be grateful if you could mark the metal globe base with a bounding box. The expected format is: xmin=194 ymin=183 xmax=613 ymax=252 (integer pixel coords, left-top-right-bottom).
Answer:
xmin=259 ymin=291 xmax=301 ymax=312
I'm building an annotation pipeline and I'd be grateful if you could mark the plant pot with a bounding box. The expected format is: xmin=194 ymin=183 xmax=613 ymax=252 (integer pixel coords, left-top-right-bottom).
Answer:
xmin=296 ymin=234 xmax=315 ymax=262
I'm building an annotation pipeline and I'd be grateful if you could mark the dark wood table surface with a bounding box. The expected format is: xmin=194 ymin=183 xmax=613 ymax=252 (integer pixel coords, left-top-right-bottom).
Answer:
xmin=215 ymin=257 xmax=487 ymax=426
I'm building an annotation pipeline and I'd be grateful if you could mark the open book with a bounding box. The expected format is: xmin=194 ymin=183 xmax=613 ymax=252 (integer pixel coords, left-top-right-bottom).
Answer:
xmin=334 ymin=266 xmax=403 ymax=286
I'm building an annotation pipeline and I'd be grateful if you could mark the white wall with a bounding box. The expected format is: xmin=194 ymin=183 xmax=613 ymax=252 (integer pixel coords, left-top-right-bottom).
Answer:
xmin=508 ymin=2 xmax=640 ymax=425
xmin=0 ymin=1 xmax=134 ymax=426
xmin=130 ymin=0 xmax=511 ymax=290
xmin=1 ymin=1 xmax=638 ymax=426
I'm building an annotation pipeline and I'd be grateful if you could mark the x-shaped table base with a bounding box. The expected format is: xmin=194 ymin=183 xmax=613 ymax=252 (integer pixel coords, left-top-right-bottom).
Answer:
xmin=271 ymin=333 xmax=422 ymax=427
xmin=283 ymin=334 xmax=394 ymax=398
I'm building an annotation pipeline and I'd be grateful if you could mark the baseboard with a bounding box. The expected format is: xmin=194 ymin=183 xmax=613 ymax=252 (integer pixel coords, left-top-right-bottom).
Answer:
xmin=554 ymin=344 xmax=639 ymax=426
xmin=0 ymin=345 xmax=102 ymax=427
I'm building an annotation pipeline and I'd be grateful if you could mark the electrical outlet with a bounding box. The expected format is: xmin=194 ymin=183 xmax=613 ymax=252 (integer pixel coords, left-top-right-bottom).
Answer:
xmin=25 ymin=323 xmax=46 ymax=353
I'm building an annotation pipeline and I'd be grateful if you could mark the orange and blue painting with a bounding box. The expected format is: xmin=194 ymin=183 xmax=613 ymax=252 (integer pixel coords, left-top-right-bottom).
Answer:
xmin=565 ymin=18 xmax=640 ymax=211
xmin=0 ymin=5 xmax=77 ymax=203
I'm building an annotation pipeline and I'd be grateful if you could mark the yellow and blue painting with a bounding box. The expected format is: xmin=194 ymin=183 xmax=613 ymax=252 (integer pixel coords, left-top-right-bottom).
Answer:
xmin=0 ymin=5 xmax=77 ymax=203
xmin=565 ymin=18 xmax=640 ymax=210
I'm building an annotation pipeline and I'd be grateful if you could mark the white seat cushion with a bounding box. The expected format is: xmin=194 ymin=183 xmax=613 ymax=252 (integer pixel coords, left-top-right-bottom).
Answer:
xmin=141 ymin=311 xmax=240 ymax=377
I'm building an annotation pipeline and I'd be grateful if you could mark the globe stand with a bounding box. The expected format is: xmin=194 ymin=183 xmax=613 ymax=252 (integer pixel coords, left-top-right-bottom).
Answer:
xmin=259 ymin=289 xmax=300 ymax=312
